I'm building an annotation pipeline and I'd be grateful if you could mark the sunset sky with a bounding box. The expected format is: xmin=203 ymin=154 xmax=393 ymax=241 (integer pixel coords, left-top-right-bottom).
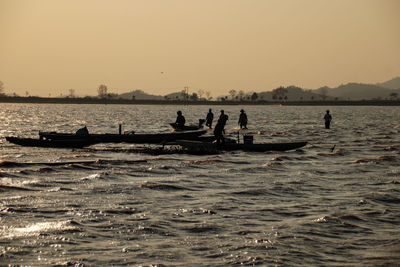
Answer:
xmin=1 ymin=0 xmax=399 ymax=97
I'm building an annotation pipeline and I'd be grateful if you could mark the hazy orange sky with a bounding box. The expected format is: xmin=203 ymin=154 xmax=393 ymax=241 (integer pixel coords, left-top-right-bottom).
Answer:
xmin=1 ymin=0 xmax=399 ymax=97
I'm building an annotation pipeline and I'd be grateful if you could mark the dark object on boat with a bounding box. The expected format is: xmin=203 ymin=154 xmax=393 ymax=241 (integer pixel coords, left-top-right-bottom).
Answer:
xmin=243 ymin=135 xmax=254 ymax=144
xmin=170 ymin=119 xmax=205 ymax=131
xmin=38 ymin=129 xmax=207 ymax=144
xmin=172 ymin=140 xmax=307 ymax=152
xmin=5 ymin=136 xmax=94 ymax=148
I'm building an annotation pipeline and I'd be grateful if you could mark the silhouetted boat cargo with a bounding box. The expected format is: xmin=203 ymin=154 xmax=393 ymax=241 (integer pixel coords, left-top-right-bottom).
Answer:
xmin=171 ymin=140 xmax=308 ymax=152
xmin=170 ymin=119 xmax=205 ymax=131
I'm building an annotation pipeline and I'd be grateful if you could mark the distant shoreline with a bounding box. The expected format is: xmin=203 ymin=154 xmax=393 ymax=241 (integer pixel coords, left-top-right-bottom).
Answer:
xmin=1 ymin=96 xmax=400 ymax=106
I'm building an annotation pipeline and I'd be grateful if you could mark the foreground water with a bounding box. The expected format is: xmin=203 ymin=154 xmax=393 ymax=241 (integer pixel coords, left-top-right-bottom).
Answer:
xmin=0 ymin=103 xmax=399 ymax=266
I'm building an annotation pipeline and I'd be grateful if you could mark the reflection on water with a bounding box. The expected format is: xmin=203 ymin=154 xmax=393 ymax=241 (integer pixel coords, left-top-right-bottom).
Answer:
xmin=0 ymin=103 xmax=400 ymax=266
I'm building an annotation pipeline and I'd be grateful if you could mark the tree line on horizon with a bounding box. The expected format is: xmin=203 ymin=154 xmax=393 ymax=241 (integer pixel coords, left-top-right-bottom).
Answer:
xmin=1 ymin=79 xmax=399 ymax=102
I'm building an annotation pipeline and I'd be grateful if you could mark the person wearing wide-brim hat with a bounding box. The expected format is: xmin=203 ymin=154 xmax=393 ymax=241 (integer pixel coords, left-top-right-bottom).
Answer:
xmin=238 ymin=109 xmax=248 ymax=129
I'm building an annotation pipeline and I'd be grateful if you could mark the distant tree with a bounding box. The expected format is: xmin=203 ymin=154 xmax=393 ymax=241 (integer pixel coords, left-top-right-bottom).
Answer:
xmin=0 ymin=81 xmax=4 ymax=95
xmin=319 ymin=87 xmax=328 ymax=100
xmin=106 ymin=93 xmax=118 ymax=99
xmin=229 ymin=89 xmax=237 ymax=100
xmin=190 ymin=92 xmax=198 ymax=101
xmin=197 ymin=89 xmax=204 ymax=99
xmin=181 ymin=90 xmax=187 ymax=100
xmin=389 ymin=92 xmax=398 ymax=100
xmin=205 ymin=91 xmax=212 ymax=100
xmin=238 ymin=90 xmax=244 ymax=101
xmin=272 ymin=87 xmax=288 ymax=100
xmin=69 ymin=89 xmax=75 ymax=98
xmin=98 ymin=84 xmax=108 ymax=98
xmin=251 ymin=92 xmax=258 ymax=101
xmin=183 ymin=86 xmax=189 ymax=101
xmin=132 ymin=95 xmax=136 ymax=100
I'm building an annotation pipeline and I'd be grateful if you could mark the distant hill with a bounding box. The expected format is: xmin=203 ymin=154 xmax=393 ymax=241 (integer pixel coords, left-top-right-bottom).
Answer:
xmin=118 ymin=90 xmax=164 ymax=100
xmin=257 ymin=86 xmax=331 ymax=101
xmin=377 ymin=76 xmax=400 ymax=90
xmin=314 ymin=82 xmax=400 ymax=100
xmin=117 ymin=76 xmax=400 ymax=101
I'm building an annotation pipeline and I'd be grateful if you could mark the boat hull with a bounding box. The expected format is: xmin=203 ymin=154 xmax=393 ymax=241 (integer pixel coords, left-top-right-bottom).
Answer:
xmin=172 ymin=140 xmax=307 ymax=152
xmin=5 ymin=137 xmax=93 ymax=148
xmin=38 ymin=130 xmax=207 ymax=144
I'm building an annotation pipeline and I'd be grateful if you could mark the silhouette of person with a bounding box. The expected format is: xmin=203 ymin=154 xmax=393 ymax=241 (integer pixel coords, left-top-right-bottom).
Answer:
xmin=238 ymin=109 xmax=248 ymax=129
xmin=205 ymin=109 xmax=214 ymax=129
xmin=324 ymin=110 xmax=332 ymax=129
xmin=175 ymin=110 xmax=186 ymax=130
xmin=214 ymin=110 xmax=228 ymax=145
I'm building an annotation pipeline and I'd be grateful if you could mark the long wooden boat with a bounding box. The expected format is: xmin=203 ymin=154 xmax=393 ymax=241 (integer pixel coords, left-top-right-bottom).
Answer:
xmin=5 ymin=137 xmax=94 ymax=148
xmin=171 ymin=140 xmax=307 ymax=152
xmin=38 ymin=129 xmax=207 ymax=144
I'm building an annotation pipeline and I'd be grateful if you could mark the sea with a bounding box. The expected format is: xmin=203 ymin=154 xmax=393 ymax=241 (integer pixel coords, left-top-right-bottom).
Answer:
xmin=0 ymin=103 xmax=399 ymax=266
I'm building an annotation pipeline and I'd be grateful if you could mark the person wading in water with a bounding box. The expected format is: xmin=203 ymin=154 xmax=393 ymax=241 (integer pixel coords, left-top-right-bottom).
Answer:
xmin=324 ymin=110 xmax=332 ymax=129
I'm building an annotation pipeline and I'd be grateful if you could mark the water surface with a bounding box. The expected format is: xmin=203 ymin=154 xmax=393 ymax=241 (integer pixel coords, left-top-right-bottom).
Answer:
xmin=1 ymin=104 xmax=399 ymax=266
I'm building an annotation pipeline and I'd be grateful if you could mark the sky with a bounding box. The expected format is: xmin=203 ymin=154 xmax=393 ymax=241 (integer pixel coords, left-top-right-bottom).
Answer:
xmin=0 ymin=0 xmax=399 ymax=97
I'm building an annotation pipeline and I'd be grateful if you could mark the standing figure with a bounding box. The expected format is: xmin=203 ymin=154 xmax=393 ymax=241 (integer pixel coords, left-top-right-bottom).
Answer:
xmin=238 ymin=109 xmax=248 ymax=129
xmin=205 ymin=108 xmax=214 ymax=129
xmin=175 ymin=110 xmax=186 ymax=130
xmin=214 ymin=110 xmax=229 ymax=145
xmin=324 ymin=110 xmax=332 ymax=129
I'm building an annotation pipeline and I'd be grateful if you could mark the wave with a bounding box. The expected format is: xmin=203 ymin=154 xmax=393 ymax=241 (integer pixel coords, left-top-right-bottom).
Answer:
xmin=182 ymin=223 xmax=221 ymax=234
xmin=365 ymin=192 xmax=400 ymax=204
xmin=355 ymin=155 xmax=398 ymax=164
xmin=0 ymin=184 xmax=36 ymax=192
xmin=131 ymin=225 xmax=173 ymax=237
xmin=1 ymin=220 xmax=81 ymax=239
xmin=103 ymin=206 xmax=140 ymax=215
xmin=312 ymin=215 xmax=372 ymax=232
xmin=140 ymin=182 xmax=192 ymax=191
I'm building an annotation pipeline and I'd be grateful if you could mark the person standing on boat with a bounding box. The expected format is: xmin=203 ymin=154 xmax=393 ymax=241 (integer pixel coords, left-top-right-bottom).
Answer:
xmin=214 ymin=110 xmax=229 ymax=145
xmin=238 ymin=109 xmax=248 ymax=129
xmin=219 ymin=110 xmax=228 ymax=133
xmin=205 ymin=108 xmax=214 ymax=129
xmin=324 ymin=110 xmax=332 ymax=129
xmin=175 ymin=110 xmax=186 ymax=130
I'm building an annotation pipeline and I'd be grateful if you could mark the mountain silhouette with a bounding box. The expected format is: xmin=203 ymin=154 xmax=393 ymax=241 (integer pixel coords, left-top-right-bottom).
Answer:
xmin=376 ymin=76 xmax=400 ymax=90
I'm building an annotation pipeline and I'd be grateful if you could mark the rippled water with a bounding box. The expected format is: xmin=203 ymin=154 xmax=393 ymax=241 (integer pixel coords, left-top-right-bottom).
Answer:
xmin=1 ymin=103 xmax=399 ymax=266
